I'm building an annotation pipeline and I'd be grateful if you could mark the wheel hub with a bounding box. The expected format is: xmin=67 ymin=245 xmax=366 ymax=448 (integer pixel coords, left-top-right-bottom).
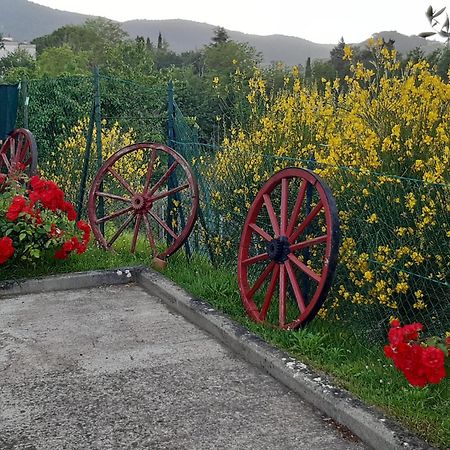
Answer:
xmin=267 ymin=236 xmax=290 ymax=263
xmin=132 ymin=194 xmax=152 ymax=212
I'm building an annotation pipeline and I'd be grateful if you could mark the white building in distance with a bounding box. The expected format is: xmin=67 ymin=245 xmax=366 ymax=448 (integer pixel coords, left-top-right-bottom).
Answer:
xmin=0 ymin=37 xmax=36 ymax=59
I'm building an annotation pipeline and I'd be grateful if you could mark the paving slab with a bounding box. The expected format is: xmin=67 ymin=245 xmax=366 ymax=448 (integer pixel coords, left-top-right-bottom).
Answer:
xmin=0 ymin=283 xmax=367 ymax=450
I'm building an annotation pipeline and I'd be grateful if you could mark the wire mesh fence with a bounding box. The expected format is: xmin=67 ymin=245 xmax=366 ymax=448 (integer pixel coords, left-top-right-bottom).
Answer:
xmin=13 ymin=71 xmax=449 ymax=343
xmin=16 ymin=73 xmax=167 ymax=214
xmin=172 ymin=125 xmax=449 ymax=341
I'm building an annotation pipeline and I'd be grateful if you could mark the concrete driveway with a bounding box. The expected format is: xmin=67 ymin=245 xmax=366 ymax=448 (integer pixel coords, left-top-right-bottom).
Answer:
xmin=0 ymin=283 xmax=368 ymax=450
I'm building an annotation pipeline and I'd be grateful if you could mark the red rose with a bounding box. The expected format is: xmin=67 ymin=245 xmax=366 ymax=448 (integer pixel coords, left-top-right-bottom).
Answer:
xmin=6 ymin=195 xmax=27 ymax=221
xmin=0 ymin=236 xmax=14 ymax=264
xmin=425 ymin=365 xmax=446 ymax=384
xmin=388 ymin=327 xmax=405 ymax=347
xmin=402 ymin=323 xmax=423 ymax=342
xmin=63 ymin=201 xmax=77 ymax=221
xmin=54 ymin=249 xmax=68 ymax=260
xmin=421 ymin=346 xmax=445 ymax=369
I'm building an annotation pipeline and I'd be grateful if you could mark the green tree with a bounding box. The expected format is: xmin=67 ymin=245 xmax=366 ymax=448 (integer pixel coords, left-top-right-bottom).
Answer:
xmin=0 ymin=49 xmax=36 ymax=80
xmin=101 ymin=40 xmax=156 ymax=80
xmin=330 ymin=37 xmax=351 ymax=79
xmin=311 ymin=59 xmax=336 ymax=87
xmin=36 ymin=45 xmax=90 ymax=77
xmin=32 ymin=18 xmax=128 ymax=67
xmin=211 ymin=27 xmax=229 ymax=45
xmin=304 ymin=57 xmax=312 ymax=85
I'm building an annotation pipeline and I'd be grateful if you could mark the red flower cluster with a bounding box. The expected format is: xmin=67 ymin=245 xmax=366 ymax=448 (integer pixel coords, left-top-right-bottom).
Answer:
xmin=1 ymin=174 xmax=91 ymax=264
xmin=5 ymin=176 xmax=77 ymax=224
xmin=29 ymin=176 xmax=76 ymax=220
xmin=54 ymin=220 xmax=91 ymax=260
xmin=384 ymin=320 xmax=448 ymax=387
xmin=0 ymin=236 xmax=14 ymax=264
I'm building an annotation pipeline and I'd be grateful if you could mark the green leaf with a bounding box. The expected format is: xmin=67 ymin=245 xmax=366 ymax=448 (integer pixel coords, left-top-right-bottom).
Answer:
xmin=418 ymin=31 xmax=437 ymax=38
xmin=19 ymin=232 xmax=27 ymax=241
xmin=433 ymin=6 xmax=446 ymax=18
xmin=426 ymin=5 xmax=434 ymax=23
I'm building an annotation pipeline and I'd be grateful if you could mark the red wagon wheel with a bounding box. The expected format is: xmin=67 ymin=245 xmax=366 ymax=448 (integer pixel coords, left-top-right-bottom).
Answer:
xmin=238 ymin=167 xmax=340 ymax=329
xmin=88 ymin=143 xmax=199 ymax=260
xmin=0 ymin=128 xmax=38 ymax=176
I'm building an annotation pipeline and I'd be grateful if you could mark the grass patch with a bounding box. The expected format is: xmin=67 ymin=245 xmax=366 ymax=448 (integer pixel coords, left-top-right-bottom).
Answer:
xmin=0 ymin=237 xmax=154 ymax=282
xmin=1 ymin=245 xmax=448 ymax=448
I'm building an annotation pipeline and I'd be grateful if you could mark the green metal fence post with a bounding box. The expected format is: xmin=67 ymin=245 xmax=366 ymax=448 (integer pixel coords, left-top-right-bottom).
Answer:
xmin=167 ymin=81 xmax=192 ymax=258
xmin=76 ymin=107 xmax=95 ymax=219
xmin=94 ymin=67 xmax=104 ymax=233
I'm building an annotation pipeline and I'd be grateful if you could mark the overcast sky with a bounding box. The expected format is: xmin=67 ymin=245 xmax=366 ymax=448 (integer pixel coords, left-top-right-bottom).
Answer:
xmin=31 ymin=0 xmax=442 ymax=44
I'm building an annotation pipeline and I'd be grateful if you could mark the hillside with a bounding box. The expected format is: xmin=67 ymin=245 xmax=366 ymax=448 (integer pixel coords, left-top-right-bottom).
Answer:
xmin=0 ymin=0 xmax=91 ymax=41
xmin=0 ymin=0 xmax=443 ymax=66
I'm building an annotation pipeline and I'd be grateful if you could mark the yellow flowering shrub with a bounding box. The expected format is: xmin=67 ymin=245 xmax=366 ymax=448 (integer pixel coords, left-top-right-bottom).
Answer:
xmin=201 ymin=40 xmax=449 ymax=330
xmin=39 ymin=118 xmax=137 ymax=205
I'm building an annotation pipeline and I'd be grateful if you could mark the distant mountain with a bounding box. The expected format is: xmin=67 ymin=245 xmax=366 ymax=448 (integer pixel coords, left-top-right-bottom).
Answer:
xmin=0 ymin=0 xmax=443 ymax=66
xmin=0 ymin=0 xmax=91 ymax=41
xmin=121 ymin=20 xmax=335 ymax=65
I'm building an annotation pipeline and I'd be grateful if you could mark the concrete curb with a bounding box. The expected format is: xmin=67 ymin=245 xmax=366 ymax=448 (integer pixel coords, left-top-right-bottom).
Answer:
xmin=0 ymin=266 xmax=146 ymax=298
xmin=137 ymin=268 xmax=436 ymax=450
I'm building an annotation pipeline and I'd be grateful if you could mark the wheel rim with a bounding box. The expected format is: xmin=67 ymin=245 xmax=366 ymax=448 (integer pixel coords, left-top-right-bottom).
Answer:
xmin=238 ymin=167 xmax=340 ymax=329
xmin=0 ymin=128 xmax=38 ymax=176
xmin=88 ymin=143 xmax=199 ymax=259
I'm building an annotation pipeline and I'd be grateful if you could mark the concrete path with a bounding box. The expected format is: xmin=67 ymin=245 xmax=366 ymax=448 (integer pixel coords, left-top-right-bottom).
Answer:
xmin=0 ymin=284 xmax=368 ymax=450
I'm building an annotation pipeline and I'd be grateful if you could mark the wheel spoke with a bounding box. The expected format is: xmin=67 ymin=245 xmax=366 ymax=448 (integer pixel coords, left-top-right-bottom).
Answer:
xmin=247 ymin=261 xmax=276 ymax=298
xmin=287 ymin=253 xmax=321 ymax=283
xmin=107 ymin=167 xmax=135 ymax=195
xmin=18 ymin=139 xmax=30 ymax=162
xmin=151 ymin=183 xmax=189 ymax=202
xmin=22 ymin=157 xmax=32 ymax=167
xmin=259 ymin=264 xmax=280 ymax=320
xmin=249 ymin=223 xmax=273 ymax=242
xmin=280 ymin=178 xmax=289 ymax=235
xmin=143 ymin=147 xmax=157 ymax=193
xmin=96 ymin=191 xmax=131 ymax=202
xmin=286 ymin=180 xmax=308 ymax=236
xmin=9 ymin=139 xmax=16 ymax=161
xmin=285 ymin=260 xmax=306 ymax=313
xmin=263 ymin=194 xmax=280 ymax=237
xmin=242 ymin=252 xmax=269 ymax=266
xmin=289 ymin=200 xmax=323 ymax=243
xmin=108 ymin=213 xmax=135 ymax=247
xmin=290 ymin=235 xmax=327 ymax=252
xmin=15 ymin=138 xmax=23 ymax=162
xmin=148 ymin=161 xmax=179 ymax=196
xmin=279 ymin=265 xmax=287 ymax=327
xmin=1 ymin=153 xmax=11 ymax=171
xmin=96 ymin=205 xmax=134 ymax=224
xmin=143 ymin=214 xmax=157 ymax=253
xmin=148 ymin=210 xmax=178 ymax=240
xmin=131 ymin=213 xmax=143 ymax=253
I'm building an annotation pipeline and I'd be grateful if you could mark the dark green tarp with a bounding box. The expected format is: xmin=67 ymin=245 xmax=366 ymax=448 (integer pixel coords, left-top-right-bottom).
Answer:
xmin=0 ymin=84 xmax=19 ymax=141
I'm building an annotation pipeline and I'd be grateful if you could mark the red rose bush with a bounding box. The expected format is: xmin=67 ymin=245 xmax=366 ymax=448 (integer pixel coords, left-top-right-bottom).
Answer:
xmin=384 ymin=319 xmax=449 ymax=387
xmin=0 ymin=173 xmax=90 ymax=265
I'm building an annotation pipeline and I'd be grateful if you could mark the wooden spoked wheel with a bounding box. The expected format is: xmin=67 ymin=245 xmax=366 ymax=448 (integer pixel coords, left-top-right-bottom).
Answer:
xmin=88 ymin=143 xmax=199 ymax=259
xmin=0 ymin=128 xmax=38 ymax=176
xmin=238 ymin=168 xmax=340 ymax=329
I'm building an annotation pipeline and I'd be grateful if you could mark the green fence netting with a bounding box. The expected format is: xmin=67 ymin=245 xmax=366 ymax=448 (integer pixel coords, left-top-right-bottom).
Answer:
xmin=18 ymin=73 xmax=167 ymax=214
xmin=16 ymin=72 xmax=449 ymax=343
xmin=171 ymin=119 xmax=449 ymax=341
